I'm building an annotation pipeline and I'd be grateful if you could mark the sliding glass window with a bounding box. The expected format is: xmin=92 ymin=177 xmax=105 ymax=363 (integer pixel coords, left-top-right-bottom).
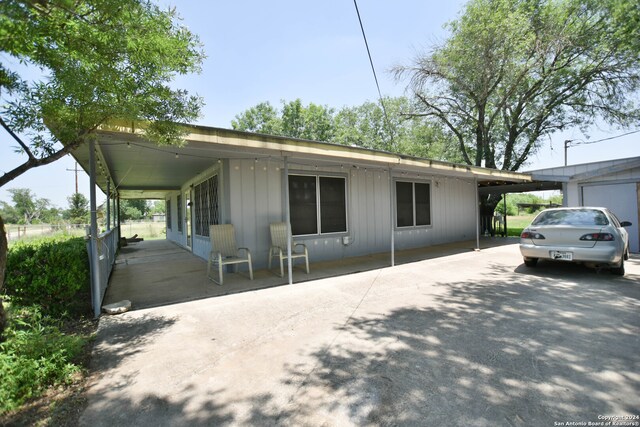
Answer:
xmin=396 ymin=181 xmax=431 ymax=227
xmin=289 ymin=174 xmax=347 ymax=236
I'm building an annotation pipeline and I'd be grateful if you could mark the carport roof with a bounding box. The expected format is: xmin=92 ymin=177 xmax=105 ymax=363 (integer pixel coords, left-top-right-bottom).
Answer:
xmin=71 ymin=123 xmax=538 ymax=199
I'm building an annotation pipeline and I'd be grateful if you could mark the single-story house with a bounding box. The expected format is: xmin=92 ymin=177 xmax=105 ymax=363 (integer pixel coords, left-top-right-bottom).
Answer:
xmin=529 ymin=157 xmax=640 ymax=253
xmin=72 ymin=123 xmax=538 ymax=315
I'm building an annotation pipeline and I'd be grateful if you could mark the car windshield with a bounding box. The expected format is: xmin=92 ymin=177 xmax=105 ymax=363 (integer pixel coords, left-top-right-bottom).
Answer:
xmin=531 ymin=209 xmax=609 ymax=226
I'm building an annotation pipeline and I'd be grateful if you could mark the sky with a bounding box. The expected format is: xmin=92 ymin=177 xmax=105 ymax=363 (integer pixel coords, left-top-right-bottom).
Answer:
xmin=1 ymin=0 xmax=638 ymax=209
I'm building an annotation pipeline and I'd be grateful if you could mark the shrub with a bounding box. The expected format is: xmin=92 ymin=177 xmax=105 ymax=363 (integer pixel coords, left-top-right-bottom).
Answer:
xmin=0 ymin=306 xmax=88 ymax=415
xmin=4 ymin=236 xmax=89 ymax=316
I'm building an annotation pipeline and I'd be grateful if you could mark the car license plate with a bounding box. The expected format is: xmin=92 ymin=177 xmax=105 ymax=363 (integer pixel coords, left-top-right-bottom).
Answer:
xmin=550 ymin=251 xmax=573 ymax=261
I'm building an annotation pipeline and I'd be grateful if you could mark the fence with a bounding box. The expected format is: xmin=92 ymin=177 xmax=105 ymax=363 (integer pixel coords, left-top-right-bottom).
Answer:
xmin=5 ymin=224 xmax=89 ymax=242
xmin=6 ymin=221 xmax=166 ymax=243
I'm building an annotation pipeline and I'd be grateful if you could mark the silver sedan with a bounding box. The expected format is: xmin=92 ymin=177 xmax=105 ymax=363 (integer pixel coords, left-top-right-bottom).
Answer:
xmin=519 ymin=207 xmax=631 ymax=276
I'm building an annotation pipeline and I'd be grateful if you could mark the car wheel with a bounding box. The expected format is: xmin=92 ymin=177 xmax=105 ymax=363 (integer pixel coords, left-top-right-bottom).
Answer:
xmin=524 ymin=258 xmax=538 ymax=267
xmin=624 ymin=247 xmax=629 ymax=261
xmin=611 ymin=258 xmax=625 ymax=276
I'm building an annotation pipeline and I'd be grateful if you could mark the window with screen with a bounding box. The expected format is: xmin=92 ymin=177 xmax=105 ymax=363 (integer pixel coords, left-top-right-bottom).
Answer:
xmin=289 ymin=174 xmax=347 ymax=236
xmin=396 ymin=181 xmax=431 ymax=227
xmin=193 ymin=175 xmax=219 ymax=237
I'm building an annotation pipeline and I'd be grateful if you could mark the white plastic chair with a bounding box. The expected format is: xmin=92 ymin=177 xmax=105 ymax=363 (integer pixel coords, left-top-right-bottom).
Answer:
xmin=207 ymin=224 xmax=253 ymax=285
xmin=268 ymin=222 xmax=309 ymax=277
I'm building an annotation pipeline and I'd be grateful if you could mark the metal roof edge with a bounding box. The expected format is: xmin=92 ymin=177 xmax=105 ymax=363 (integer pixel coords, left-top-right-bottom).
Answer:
xmin=98 ymin=121 xmax=532 ymax=183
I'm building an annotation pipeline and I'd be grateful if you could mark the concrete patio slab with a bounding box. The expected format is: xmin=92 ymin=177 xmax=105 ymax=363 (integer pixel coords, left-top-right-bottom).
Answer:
xmin=81 ymin=243 xmax=640 ymax=426
xmin=102 ymin=238 xmax=518 ymax=310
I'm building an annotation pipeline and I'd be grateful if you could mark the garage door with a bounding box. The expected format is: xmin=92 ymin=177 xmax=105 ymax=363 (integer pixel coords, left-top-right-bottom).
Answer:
xmin=582 ymin=183 xmax=639 ymax=253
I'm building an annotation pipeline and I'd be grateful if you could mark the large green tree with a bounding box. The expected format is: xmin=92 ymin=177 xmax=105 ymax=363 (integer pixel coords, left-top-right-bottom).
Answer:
xmin=334 ymin=97 xmax=462 ymax=161
xmin=232 ymin=99 xmax=336 ymax=141
xmin=64 ymin=192 xmax=90 ymax=224
xmin=232 ymin=97 xmax=459 ymax=160
xmin=120 ymin=199 xmax=149 ymax=221
xmin=231 ymin=101 xmax=283 ymax=135
xmin=394 ymin=0 xmax=640 ymax=215
xmin=0 ymin=0 xmax=204 ymax=337
xmin=6 ymin=188 xmax=50 ymax=224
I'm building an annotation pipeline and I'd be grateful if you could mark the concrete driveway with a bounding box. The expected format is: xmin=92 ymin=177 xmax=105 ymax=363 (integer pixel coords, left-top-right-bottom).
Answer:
xmin=80 ymin=244 xmax=640 ymax=426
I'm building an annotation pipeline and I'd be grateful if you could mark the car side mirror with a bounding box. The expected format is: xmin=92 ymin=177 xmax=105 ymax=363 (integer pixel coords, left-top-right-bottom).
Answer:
xmin=620 ymin=221 xmax=632 ymax=227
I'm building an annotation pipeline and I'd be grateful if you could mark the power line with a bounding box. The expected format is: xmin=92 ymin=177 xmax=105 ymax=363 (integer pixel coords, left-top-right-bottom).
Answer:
xmin=352 ymin=0 xmax=395 ymax=148
xmin=567 ymin=129 xmax=640 ymax=146
xmin=563 ymin=129 xmax=639 ymax=165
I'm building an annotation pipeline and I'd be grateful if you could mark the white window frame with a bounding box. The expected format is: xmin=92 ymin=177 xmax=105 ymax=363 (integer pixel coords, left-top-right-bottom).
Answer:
xmin=395 ymin=179 xmax=432 ymax=229
xmin=288 ymin=173 xmax=349 ymax=237
xmin=193 ymin=174 xmax=220 ymax=237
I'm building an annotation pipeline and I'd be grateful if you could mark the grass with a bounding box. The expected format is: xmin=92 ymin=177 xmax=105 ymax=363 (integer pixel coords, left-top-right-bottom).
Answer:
xmin=505 ymin=214 xmax=537 ymax=237
xmin=0 ymin=304 xmax=96 ymax=419
xmin=7 ymin=221 xmax=166 ymax=247
xmin=119 ymin=221 xmax=166 ymax=240
xmin=1 ymin=233 xmax=98 ymax=424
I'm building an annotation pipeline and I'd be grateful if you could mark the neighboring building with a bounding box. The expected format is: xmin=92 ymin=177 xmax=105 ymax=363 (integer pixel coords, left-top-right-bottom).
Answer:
xmin=530 ymin=157 xmax=640 ymax=253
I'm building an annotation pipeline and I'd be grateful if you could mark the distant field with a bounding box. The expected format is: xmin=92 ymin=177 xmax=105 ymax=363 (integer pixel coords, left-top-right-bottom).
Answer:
xmin=119 ymin=222 xmax=166 ymax=240
xmin=505 ymin=214 xmax=536 ymax=236
xmin=6 ymin=221 xmax=166 ymax=245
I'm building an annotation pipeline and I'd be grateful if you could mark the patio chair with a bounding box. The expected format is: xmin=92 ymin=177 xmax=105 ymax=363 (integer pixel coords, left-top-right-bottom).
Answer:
xmin=208 ymin=224 xmax=253 ymax=285
xmin=268 ymin=222 xmax=309 ymax=277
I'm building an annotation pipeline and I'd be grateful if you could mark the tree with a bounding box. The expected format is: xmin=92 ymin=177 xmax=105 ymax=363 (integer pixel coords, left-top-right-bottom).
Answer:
xmin=6 ymin=188 xmax=50 ymax=224
xmin=232 ymin=99 xmax=335 ymax=141
xmin=120 ymin=199 xmax=149 ymax=221
xmin=394 ymin=0 xmax=640 ymax=215
xmin=149 ymin=200 xmax=166 ymax=215
xmin=64 ymin=193 xmax=89 ymax=225
xmin=231 ymin=102 xmax=283 ymax=135
xmin=0 ymin=0 xmax=204 ymax=337
xmin=282 ymin=99 xmax=335 ymax=141
xmin=333 ymin=97 xmax=462 ymax=161
xmin=232 ymin=97 xmax=460 ymax=160
xmin=40 ymin=206 xmax=62 ymax=224
xmin=0 ymin=201 xmax=18 ymax=224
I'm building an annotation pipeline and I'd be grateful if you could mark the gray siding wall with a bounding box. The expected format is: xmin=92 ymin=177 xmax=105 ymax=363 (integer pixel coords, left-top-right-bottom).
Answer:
xmin=165 ymin=158 xmax=479 ymax=267
xmin=226 ymin=159 xmax=477 ymax=268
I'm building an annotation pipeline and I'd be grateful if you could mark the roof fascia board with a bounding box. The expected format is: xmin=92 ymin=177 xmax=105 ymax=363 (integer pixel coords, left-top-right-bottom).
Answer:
xmin=570 ymin=159 xmax=640 ymax=181
xmin=99 ymin=123 xmax=532 ymax=184
xmin=530 ymin=173 xmax=570 ymax=182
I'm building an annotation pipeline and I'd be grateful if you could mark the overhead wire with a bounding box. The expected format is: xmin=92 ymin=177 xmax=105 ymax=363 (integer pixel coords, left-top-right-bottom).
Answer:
xmin=568 ymin=129 xmax=640 ymax=146
xmin=352 ymin=0 xmax=396 ymax=149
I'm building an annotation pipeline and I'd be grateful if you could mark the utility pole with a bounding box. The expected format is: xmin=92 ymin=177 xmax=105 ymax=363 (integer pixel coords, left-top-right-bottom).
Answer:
xmin=66 ymin=162 xmax=79 ymax=193
xmin=564 ymin=140 xmax=571 ymax=166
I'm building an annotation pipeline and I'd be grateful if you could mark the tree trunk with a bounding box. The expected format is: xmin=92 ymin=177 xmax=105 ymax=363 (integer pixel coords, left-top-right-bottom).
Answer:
xmin=479 ymin=193 xmax=503 ymax=236
xmin=0 ymin=214 xmax=8 ymax=341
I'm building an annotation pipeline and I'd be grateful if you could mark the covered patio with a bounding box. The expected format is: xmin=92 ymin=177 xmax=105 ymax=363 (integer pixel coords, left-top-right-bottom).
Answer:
xmin=103 ymin=237 xmax=517 ymax=310
xmin=71 ymin=124 xmax=550 ymax=316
